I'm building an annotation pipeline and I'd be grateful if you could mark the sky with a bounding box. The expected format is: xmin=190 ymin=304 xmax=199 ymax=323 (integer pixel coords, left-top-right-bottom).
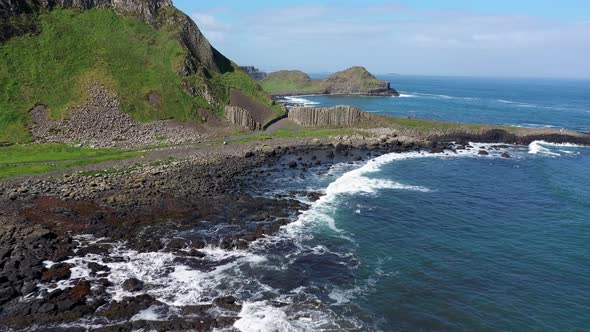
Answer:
xmin=173 ymin=0 xmax=590 ymax=78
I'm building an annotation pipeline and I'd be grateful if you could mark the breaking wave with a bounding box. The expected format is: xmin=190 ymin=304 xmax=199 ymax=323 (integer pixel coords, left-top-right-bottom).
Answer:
xmin=40 ymin=143 xmax=568 ymax=331
xmin=283 ymin=96 xmax=321 ymax=106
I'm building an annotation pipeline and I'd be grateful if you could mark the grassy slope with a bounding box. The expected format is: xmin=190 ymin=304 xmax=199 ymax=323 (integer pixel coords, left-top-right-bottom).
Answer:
xmin=0 ymin=143 xmax=143 ymax=178
xmin=260 ymin=70 xmax=324 ymax=95
xmin=324 ymin=66 xmax=387 ymax=91
xmin=0 ymin=8 xmax=279 ymax=143
xmin=259 ymin=67 xmax=391 ymax=95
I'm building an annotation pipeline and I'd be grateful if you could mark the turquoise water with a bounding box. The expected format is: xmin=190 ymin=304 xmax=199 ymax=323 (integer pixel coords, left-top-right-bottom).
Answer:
xmin=229 ymin=77 xmax=590 ymax=331
xmin=300 ymin=75 xmax=590 ymax=132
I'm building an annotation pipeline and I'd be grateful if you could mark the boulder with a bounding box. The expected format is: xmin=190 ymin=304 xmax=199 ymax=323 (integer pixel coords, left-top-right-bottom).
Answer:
xmin=122 ymin=278 xmax=144 ymax=292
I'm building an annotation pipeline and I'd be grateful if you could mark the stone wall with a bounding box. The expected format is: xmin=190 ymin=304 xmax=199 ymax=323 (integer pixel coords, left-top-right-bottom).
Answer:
xmin=288 ymin=106 xmax=371 ymax=127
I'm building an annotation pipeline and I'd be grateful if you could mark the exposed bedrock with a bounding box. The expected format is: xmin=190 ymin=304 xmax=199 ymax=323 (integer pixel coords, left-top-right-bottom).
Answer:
xmin=288 ymin=106 xmax=372 ymax=127
xmin=225 ymin=106 xmax=261 ymax=131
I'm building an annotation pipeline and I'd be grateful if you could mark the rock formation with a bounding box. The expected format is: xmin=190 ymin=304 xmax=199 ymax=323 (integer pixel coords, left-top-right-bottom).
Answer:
xmin=288 ymin=105 xmax=373 ymax=127
xmin=239 ymin=66 xmax=267 ymax=81
xmin=225 ymin=106 xmax=261 ymax=131
xmin=260 ymin=66 xmax=399 ymax=97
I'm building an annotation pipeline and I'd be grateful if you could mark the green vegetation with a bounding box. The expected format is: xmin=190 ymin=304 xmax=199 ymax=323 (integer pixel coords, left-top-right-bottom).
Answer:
xmin=324 ymin=66 xmax=388 ymax=92
xmin=259 ymin=67 xmax=391 ymax=95
xmin=0 ymin=8 xmax=278 ymax=143
xmin=383 ymin=116 xmax=488 ymax=132
xmin=0 ymin=143 xmax=143 ymax=178
xmin=231 ymin=128 xmax=367 ymax=143
xmin=260 ymin=70 xmax=324 ymax=95
xmin=0 ymin=143 xmax=126 ymax=164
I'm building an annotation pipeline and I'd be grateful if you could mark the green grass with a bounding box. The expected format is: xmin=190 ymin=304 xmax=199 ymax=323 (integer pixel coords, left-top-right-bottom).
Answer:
xmin=260 ymin=70 xmax=324 ymax=95
xmin=0 ymin=164 xmax=54 ymax=179
xmin=384 ymin=116 xmax=488 ymax=132
xmin=259 ymin=67 xmax=392 ymax=95
xmin=0 ymin=8 xmax=278 ymax=143
xmin=0 ymin=143 xmax=143 ymax=179
xmin=0 ymin=143 xmax=127 ymax=164
xmin=231 ymin=128 xmax=366 ymax=143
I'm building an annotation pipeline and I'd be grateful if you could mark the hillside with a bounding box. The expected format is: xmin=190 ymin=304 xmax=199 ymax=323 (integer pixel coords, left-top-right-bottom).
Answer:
xmin=260 ymin=70 xmax=324 ymax=95
xmin=260 ymin=66 xmax=399 ymax=96
xmin=0 ymin=0 xmax=280 ymax=144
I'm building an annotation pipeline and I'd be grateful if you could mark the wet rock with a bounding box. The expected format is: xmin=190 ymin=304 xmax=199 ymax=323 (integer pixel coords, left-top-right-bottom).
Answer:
xmin=213 ymin=296 xmax=241 ymax=312
xmin=478 ymin=150 xmax=489 ymax=156
xmin=501 ymin=152 xmax=512 ymax=158
xmin=288 ymin=161 xmax=298 ymax=168
xmin=430 ymin=147 xmax=445 ymax=154
xmin=122 ymin=278 xmax=144 ymax=292
xmin=88 ymin=262 xmax=110 ymax=274
xmin=41 ymin=263 xmax=73 ymax=282
xmin=20 ymin=282 xmax=37 ymax=295
xmin=100 ymin=294 xmax=159 ymax=321
xmin=0 ymin=286 xmax=17 ymax=305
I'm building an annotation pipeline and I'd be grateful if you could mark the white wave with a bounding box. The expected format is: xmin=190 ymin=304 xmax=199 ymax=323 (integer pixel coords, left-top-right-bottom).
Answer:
xmin=39 ymin=144 xmax=538 ymax=332
xmin=284 ymin=96 xmax=320 ymax=106
xmin=411 ymin=92 xmax=479 ymax=101
xmin=234 ymin=302 xmax=300 ymax=332
xmin=398 ymin=93 xmax=416 ymax=98
xmin=497 ymin=99 xmax=537 ymax=108
xmin=498 ymin=99 xmax=516 ymax=104
xmin=529 ymin=140 xmax=585 ymax=157
xmin=131 ymin=306 xmax=168 ymax=321
xmin=415 ymin=92 xmax=453 ymax=99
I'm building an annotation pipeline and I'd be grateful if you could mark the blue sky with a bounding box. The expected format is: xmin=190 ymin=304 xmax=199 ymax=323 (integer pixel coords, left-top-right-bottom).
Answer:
xmin=173 ymin=1 xmax=590 ymax=78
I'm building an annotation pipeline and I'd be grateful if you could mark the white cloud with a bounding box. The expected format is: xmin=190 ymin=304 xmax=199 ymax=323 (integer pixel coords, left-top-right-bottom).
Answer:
xmin=191 ymin=13 xmax=232 ymax=42
xmin=189 ymin=4 xmax=590 ymax=78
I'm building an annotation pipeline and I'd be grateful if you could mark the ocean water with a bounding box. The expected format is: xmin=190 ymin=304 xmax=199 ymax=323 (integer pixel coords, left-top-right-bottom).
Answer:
xmin=233 ymin=77 xmax=590 ymax=330
xmin=50 ymin=77 xmax=590 ymax=331
xmin=299 ymin=75 xmax=590 ymax=132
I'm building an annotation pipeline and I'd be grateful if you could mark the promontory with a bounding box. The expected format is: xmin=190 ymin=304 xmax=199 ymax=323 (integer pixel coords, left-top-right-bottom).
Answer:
xmin=260 ymin=66 xmax=400 ymax=97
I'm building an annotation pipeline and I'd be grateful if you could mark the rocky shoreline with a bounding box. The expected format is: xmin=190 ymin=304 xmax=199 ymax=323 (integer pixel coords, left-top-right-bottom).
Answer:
xmin=2 ymin=129 xmax=590 ymax=330
xmin=0 ymin=134 xmax=432 ymax=331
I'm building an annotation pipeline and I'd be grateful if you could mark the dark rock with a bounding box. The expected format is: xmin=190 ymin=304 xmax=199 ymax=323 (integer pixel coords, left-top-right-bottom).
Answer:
xmin=41 ymin=263 xmax=73 ymax=282
xmin=122 ymin=278 xmax=144 ymax=292
xmin=288 ymin=161 xmax=298 ymax=168
xmin=20 ymin=281 xmax=37 ymax=295
xmin=0 ymin=286 xmax=17 ymax=305
xmin=501 ymin=152 xmax=512 ymax=158
xmin=478 ymin=150 xmax=489 ymax=156
xmin=88 ymin=262 xmax=110 ymax=273
xmin=213 ymin=296 xmax=241 ymax=312
xmin=430 ymin=147 xmax=445 ymax=154
xmin=100 ymin=294 xmax=159 ymax=320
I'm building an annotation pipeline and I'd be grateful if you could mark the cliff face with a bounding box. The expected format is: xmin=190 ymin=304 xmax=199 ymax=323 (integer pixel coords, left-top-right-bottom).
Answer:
xmin=239 ymin=66 xmax=267 ymax=82
xmin=0 ymin=0 xmax=227 ymax=75
xmin=288 ymin=106 xmax=372 ymax=127
xmin=0 ymin=0 xmax=281 ymax=143
xmin=260 ymin=66 xmax=399 ymax=97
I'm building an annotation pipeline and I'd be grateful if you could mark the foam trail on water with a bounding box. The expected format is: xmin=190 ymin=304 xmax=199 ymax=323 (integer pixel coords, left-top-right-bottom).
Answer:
xmin=284 ymin=96 xmax=320 ymax=106
xmin=528 ymin=140 xmax=585 ymax=156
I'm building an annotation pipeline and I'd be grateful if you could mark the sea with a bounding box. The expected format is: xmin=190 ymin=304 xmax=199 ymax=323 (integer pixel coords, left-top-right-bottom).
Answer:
xmin=57 ymin=76 xmax=590 ymax=331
